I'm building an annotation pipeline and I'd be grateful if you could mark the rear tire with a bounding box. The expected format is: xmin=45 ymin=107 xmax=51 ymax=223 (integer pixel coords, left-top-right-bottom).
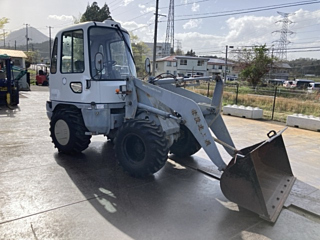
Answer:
xmin=50 ymin=107 xmax=91 ymax=154
xmin=42 ymin=81 xmax=49 ymax=86
xmin=114 ymin=119 xmax=169 ymax=177
xmin=170 ymin=124 xmax=201 ymax=157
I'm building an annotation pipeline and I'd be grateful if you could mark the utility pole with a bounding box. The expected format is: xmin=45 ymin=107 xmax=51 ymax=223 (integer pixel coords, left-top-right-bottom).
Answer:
xmin=24 ymin=24 xmax=30 ymax=51
xmin=15 ymin=40 xmax=16 ymax=50
xmin=47 ymin=26 xmax=53 ymax=58
xmin=225 ymin=45 xmax=233 ymax=81
xmin=152 ymin=0 xmax=159 ymax=76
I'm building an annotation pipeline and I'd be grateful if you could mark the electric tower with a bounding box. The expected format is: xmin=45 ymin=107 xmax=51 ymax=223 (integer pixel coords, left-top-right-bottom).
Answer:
xmin=272 ymin=12 xmax=294 ymax=61
xmin=164 ymin=0 xmax=174 ymax=56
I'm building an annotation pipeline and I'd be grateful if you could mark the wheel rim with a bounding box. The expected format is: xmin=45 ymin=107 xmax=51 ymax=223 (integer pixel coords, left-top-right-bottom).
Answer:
xmin=54 ymin=119 xmax=70 ymax=146
xmin=123 ymin=134 xmax=145 ymax=163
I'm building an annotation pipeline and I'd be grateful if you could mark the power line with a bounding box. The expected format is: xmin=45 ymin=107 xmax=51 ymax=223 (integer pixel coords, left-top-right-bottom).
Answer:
xmin=160 ymin=0 xmax=210 ymax=9
xmin=170 ymin=0 xmax=320 ymax=22
xmin=130 ymin=23 xmax=154 ymax=32
xmin=291 ymin=23 xmax=320 ymax=30
xmin=175 ymin=0 xmax=319 ymax=17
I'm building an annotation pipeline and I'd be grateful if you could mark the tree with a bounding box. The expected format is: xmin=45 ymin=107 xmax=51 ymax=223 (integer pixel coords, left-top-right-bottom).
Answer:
xmin=0 ymin=17 xmax=9 ymax=42
xmin=131 ymin=34 xmax=150 ymax=77
xmin=185 ymin=49 xmax=196 ymax=56
xmin=238 ymin=45 xmax=276 ymax=86
xmin=80 ymin=2 xmax=112 ymax=22
xmin=24 ymin=51 xmax=40 ymax=68
xmin=175 ymin=48 xmax=184 ymax=56
xmin=0 ymin=17 xmax=9 ymax=29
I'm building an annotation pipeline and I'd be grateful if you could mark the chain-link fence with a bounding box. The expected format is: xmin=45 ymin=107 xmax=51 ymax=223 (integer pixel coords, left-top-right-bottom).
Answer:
xmin=192 ymin=81 xmax=320 ymax=122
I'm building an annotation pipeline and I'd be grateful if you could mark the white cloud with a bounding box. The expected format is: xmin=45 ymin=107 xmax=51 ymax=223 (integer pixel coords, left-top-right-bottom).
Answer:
xmin=139 ymin=6 xmax=155 ymax=14
xmin=183 ymin=19 xmax=202 ymax=29
xmin=223 ymin=9 xmax=320 ymax=48
xmin=48 ymin=15 xmax=73 ymax=22
xmin=225 ymin=15 xmax=280 ymax=46
xmin=191 ymin=3 xmax=200 ymax=12
xmin=176 ymin=32 xmax=224 ymax=55
xmin=119 ymin=20 xmax=154 ymax=42
xmin=122 ymin=0 xmax=134 ymax=7
xmin=291 ymin=9 xmax=320 ymax=29
xmin=120 ymin=21 xmax=145 ymax=31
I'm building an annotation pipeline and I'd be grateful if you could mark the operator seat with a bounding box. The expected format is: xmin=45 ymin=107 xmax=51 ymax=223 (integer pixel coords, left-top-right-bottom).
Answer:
xmin=74 ymin=60 xmax=84 ymax=72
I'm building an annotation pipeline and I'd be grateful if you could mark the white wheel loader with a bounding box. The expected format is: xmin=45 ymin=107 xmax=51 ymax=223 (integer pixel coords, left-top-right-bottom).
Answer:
xmin=46 ymin=20 xmax=295 ymax=222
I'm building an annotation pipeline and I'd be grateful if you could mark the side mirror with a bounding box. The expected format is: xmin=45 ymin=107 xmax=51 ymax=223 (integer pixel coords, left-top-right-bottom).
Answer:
xmin=95 ymin=52 xmax=104 ymax=72
xmin=145 ymin=58 xmax=151 ymax=75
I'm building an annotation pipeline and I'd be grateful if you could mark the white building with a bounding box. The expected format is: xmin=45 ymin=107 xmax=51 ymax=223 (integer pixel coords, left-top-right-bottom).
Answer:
xmin=155 ymin=55 xmax=210 ymax=77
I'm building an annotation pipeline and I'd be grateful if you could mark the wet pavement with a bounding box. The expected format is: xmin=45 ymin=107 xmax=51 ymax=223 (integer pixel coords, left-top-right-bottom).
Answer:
xmin=0 ymin=85 xmax=320 ymax=239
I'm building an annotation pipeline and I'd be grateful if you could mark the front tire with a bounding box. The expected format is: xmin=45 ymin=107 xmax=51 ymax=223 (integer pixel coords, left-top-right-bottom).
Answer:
xmin=170 ymin=124 xmax=201 ymax=157
xmin=114 ymin=119 xmax=169 ymax=178
xmin=50 ymin=107 xmax=91 ymax=154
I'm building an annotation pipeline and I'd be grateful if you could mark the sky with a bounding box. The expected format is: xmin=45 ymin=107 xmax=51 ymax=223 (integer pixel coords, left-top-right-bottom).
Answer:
xmin=1 ymin=0 xmax=320 ymax=60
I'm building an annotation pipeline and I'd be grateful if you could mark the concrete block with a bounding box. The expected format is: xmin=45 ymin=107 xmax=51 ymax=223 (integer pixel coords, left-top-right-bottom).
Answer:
xmin=222 ymin=104 xmax=263 ymax=119
xmin=286 ymin=114 xmax=320 ymax=132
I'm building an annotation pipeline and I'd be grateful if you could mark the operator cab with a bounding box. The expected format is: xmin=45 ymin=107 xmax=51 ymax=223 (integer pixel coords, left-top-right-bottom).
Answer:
xmin=49 ymin=20 xmax=136 ymax=103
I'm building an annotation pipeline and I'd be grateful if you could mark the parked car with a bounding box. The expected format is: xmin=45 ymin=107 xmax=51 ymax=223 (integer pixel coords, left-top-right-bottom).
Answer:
xmin=307 ymin=82 xmax=320 ymax=93
xmin=268 ymin=79 xmax=285 ymax=86
xmin=283 ymin=80 xmax=295 ymax=88
xmin=295 ymin=79 xmax=314 ymax=89
xmin=226 ymin=75 xmax=238 ymax=81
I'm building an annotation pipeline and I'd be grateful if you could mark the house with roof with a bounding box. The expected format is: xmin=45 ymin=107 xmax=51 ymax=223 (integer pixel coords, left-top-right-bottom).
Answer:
xmin=207 ymin=58 xmax=235 ymax=78
xmin=268 ymin=62 xmax=292 ymax=80
xmin=155 ymin=55 xmax=210 ymax=77
xmin=0 ymin=49 xmax=29 ymax=90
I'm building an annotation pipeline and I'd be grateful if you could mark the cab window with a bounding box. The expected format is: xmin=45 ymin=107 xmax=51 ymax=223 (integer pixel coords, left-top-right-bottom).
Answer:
xmin=61 ymin=30 xmax=84 ymax=73
xmin=50 ymin=38 xmax=58 ymax=74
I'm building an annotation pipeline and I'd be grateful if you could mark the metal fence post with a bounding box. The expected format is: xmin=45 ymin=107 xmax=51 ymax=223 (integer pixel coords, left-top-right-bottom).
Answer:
xmin=271 ymin=86 xmax=277 ymax=120
xmin=207 ymin=82 xmax=210 ymax=97
xmin=235 ymin=83 xmax=239 ymax=105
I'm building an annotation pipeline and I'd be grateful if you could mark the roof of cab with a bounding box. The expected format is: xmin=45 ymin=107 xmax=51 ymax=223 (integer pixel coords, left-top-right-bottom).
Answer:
xmin=55 ymin=20 xmax=127 ymax=37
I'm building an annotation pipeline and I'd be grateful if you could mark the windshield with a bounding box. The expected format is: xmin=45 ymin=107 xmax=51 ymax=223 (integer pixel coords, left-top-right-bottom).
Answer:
xmin=89 ymin=27 xmax=136 ymax=80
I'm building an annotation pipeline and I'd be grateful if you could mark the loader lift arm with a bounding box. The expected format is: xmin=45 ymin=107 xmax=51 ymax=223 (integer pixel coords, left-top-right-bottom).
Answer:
xmin=120 ymin=75 xmax=295 ymax=222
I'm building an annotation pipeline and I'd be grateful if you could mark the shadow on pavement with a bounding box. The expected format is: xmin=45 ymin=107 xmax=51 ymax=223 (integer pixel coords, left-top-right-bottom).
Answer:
xmin=0 ymin=105 xmax=20 ymax=118
xmin=53 ymin=141 xmax=261 ymax=239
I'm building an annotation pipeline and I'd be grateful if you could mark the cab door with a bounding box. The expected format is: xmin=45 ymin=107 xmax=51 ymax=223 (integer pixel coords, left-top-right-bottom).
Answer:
xmin=49 ymin=29 xmax=100 ymax=104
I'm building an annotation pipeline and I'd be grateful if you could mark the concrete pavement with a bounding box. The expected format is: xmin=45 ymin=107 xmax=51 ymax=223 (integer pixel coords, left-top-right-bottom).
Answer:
xmin=0 ymin=86 xmax=319 ymax=239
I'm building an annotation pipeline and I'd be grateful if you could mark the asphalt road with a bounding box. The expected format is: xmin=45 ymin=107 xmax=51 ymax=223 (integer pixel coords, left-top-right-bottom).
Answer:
xmin=0 ymin=85 xmax=319 ymax=239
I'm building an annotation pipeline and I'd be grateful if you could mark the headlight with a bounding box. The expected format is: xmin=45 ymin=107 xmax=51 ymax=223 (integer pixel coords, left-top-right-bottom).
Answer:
xmin=70 ymin=82 xmax=82 ymax=93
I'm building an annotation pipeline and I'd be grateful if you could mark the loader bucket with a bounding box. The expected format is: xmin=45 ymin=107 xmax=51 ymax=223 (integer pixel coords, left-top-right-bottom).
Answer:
xmin=220 ymin=130 xmax=296 ymax=222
